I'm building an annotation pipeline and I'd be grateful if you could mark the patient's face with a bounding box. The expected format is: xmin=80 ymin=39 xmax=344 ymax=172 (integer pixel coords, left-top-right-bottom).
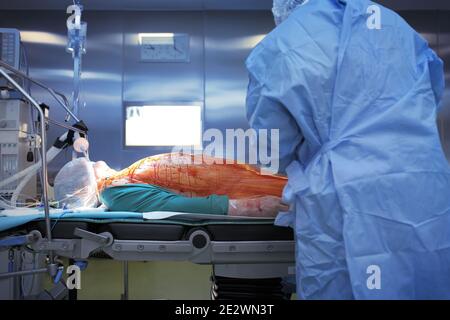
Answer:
xmin=93 ymin=161 xmax=118 ymax=181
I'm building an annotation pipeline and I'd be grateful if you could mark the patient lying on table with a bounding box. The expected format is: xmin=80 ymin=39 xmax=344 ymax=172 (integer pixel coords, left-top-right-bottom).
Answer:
xmin=54 ymin=153 xmax=289 ymax=218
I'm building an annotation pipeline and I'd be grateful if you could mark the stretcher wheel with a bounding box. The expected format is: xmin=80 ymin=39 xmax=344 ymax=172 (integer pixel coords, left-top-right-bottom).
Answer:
xmin=210 ymin=273 xmax=291 ymax=300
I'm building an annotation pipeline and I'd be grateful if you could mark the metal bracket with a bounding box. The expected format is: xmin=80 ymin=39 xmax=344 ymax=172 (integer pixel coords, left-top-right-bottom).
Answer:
xmin=74 ymin=228 xmax=111 ymax=245
xmin=0 ymin=230 xmax=41 ymax=250
xmin=212 ymin=241 xmax=294 ymax=254
xmin=75 ymin=228 xmax=113 ymax=259
xmin=111 ymin=240 xmax=193 ymax=254
xmin=30 ymin=228 xmax=114 ymax=259
xmin=35 ymin=240 xmax=75 ymax=252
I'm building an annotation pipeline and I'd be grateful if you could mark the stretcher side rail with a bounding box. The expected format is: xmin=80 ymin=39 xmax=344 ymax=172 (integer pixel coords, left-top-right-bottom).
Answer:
xmin=103 ymin=239 xmax=295 ymax=264
xmin=25 ymin=227 xmax=295 ymax=265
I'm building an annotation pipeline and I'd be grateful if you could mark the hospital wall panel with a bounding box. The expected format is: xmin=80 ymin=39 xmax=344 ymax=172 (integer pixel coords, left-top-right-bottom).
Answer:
xmin=0 ymin=9 xmax=449 ymax=180
xmin=0 ymin=10 xmax=275 ymax=178
xmin=0 ymin=10 xmax=125 ymax=177
xmin=203 ymin=11 xmax=273 ymax=160
xmin=121 ymin=11 xmax=205 ymax=163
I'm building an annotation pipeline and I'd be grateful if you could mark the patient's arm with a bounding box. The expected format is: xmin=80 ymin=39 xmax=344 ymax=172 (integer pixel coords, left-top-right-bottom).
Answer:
xmin=228 ymin=196 xmax=289 ymax=218
xmin=100 ymin=183 xmax=288 ymax=218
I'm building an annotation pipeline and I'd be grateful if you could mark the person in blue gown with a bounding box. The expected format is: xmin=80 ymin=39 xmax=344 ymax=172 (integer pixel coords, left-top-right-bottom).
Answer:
xmin=246 ymin=0 xmax=450 ymax=299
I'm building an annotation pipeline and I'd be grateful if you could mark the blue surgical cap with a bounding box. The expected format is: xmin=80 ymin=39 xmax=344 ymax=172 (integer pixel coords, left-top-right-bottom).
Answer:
xmin=272 ymin=0 xmax=307 ymax=25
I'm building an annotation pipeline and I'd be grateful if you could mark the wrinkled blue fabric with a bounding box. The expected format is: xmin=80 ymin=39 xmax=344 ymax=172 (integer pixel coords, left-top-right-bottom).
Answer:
xmin=246 ymin=0 xmax=450 ymax=299
xmin=272 ymin=0 xmax=307 ymax=25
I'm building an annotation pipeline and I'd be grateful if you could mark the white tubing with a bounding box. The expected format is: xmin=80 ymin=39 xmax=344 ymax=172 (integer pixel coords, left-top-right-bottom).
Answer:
xmin=11 ymin=173 xmax=35 ymax=206
xmin=0 ymin=198 xmax=15 ymax=209
xmin=11 ymin=146 xmax=62 ymax=206
xmin=0 ymin=133 xmax=68 ymax=189
xmin=0 ymin=159 xmax=40 ymax=189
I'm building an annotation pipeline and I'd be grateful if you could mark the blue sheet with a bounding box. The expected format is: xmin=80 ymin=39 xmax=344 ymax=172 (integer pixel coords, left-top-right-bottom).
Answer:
xmin=0 ymin=211 xmax=143 ymax=232
xmin=0 ymin=210 xmax=276 ymax=233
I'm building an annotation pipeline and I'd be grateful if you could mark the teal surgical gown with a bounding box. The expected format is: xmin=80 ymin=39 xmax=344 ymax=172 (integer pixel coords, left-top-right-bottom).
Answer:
xmin=246 ymin=0 xmax=450 ymax=299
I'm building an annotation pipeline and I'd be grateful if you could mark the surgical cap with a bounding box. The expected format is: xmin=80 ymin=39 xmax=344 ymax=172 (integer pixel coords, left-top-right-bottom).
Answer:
xmin=272 ymin=0 xmax=306 ymax=25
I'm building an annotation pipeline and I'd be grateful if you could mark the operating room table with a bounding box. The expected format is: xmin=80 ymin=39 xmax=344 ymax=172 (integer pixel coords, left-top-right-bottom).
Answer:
xmin=0 ymin=212 xmax=295 ymax=299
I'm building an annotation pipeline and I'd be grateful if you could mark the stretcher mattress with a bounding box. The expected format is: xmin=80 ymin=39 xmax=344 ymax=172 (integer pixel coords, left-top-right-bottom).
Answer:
xmin=20 ymin=219 xmax=294 ymax=241
xmin=0 ymin=210 xmax=293 ymax=241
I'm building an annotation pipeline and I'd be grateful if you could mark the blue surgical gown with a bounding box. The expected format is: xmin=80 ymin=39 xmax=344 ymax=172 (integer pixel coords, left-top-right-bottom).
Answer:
xmin=246 ymin=0 xmax=450 ymax=299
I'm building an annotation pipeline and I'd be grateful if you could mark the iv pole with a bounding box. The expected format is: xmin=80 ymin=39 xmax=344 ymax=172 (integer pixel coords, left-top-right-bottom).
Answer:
xmin=66 ymin=1 xmax=87 ymax=120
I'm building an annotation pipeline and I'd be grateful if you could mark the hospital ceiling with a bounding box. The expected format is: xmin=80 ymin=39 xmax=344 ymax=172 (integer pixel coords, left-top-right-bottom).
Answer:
xmin=0 ymin=0 xmax=449 ymax=11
